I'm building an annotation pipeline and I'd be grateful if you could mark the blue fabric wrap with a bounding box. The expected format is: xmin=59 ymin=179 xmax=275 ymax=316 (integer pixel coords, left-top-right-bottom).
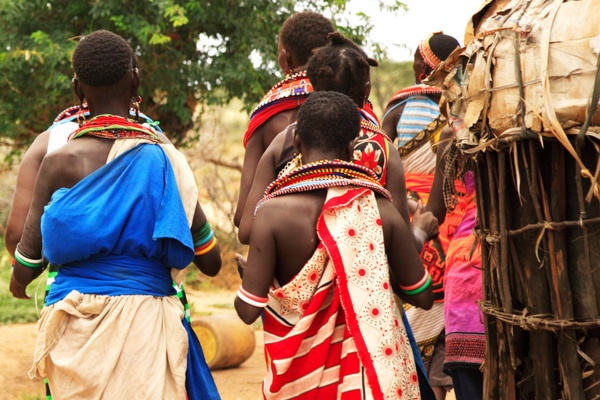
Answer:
xmin=182 ymin=318 xmax=221 ymax=400
xmin=401 ymin=307 xmax=436 ymax=400
xmin=42 ymin=144 xmax=194 ymax=305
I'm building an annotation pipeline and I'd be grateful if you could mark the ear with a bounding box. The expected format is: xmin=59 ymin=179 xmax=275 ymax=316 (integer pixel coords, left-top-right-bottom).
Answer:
xmin=346 ymin=136 xmax=359 ymax=160
xmin=131 ymin=67 xmax=140 ymax=96
xmin=292 ymin=127 xmax=301 ymax=150
xmin=362 ymin=73 xmax=372 ymax=107
xmin=72 ymin=76 xmax=84 ymax=104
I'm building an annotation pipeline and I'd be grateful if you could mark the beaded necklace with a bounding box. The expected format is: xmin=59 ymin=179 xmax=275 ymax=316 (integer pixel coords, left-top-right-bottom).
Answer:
xmin=68 ymin=114 xmax=163 ymax=143
xmin=249 ymin=70 xmax=312 ymax=118
xmin=256 ymin=159 xmax=391 ymax=214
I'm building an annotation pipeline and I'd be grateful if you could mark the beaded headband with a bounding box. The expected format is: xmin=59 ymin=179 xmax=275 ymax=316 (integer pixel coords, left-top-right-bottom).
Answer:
xmin=418 ymin=33 xmax=443 ymax=70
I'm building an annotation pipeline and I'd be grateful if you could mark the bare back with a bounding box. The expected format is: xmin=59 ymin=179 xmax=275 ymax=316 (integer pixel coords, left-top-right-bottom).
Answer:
xmin=18 ymin=137 xmax=114 ymax=255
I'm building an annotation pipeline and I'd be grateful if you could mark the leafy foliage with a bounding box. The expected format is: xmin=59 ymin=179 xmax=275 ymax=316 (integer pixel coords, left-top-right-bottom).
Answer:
xmin=370 ymin=59 xmax=414 ymax=117
xmin=0 ymin=0 xmax=404 ymax=148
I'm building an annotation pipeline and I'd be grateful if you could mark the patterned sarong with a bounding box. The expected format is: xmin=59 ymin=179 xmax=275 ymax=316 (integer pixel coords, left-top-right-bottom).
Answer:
xmin=263 ymin=186 xmax=421 ymax=399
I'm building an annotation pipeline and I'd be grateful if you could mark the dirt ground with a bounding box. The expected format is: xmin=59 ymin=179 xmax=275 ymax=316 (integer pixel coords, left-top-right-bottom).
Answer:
xmin=0 ymin=289 xmax=264 ymax=400
xmin=0 ymin=289 xmax=454 ymax=400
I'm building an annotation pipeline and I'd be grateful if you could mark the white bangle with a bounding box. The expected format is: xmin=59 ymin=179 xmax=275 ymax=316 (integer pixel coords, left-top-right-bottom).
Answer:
xmin=413 ymin=226 xmax=428 ymax=249
xmin=237 ymin=288 xmax=268 ymax=308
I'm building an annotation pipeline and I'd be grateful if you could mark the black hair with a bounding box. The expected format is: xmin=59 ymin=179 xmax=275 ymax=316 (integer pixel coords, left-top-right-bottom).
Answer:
xmin=429 ymin=33 xmax=460 ymax=62
xmin=279 ymin=12 xmax=335 ymax=66
xmin=296 ymin=91 xmax=360 ymax=151
xmin=72 ymin=30 xmax=135 ymax=87
xmin=307 ymin=32 xmax=378 ymax=102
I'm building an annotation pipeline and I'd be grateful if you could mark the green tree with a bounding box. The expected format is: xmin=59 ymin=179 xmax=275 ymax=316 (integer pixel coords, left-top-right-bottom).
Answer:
xmin=0 ymin=0 xmax=404 ymax=149
xmin=370 ymin=59 xmax=414 ymax=117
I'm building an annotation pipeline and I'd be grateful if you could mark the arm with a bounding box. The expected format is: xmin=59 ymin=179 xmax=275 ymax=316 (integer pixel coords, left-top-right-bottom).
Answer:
xmin=10 ymin=151 xmax=59 ymax=299
xmin=190 ymin=202 xmax=222 ymax=277
xmin=234 ymin=132 xmax=264 ymax=227
xmin=425 ymin=127 xmax=453 ymax=224
xmin=234 ymin=205 xmax=276 ymax=324
xmin=381 ymin=103 xmax=405 ymax=141
xmin=237 ymin=131 xmax=287 ymax=244
xmin=384 ymin=147 xmax=411 ymax=225
xmin=380 ymin=199 xmax=434 ymax=310
xmin=234 ymin=111 xmax=297 ymax=227
xmin=5 ymin=132 xmax=49 ymax=257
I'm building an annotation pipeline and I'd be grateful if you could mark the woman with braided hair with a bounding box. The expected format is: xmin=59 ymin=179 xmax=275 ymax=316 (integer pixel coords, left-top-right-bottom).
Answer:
xmin=236 ymin=90 xmax=433 ymax=399
xmin=238 ymin=32 xmax=439 ymax=250
xmin=10 ymin=30 xmax=221 ymax=399
xmin=234 ymin=11 xmax=335 ymax=229
xmin=381 ymin=32 xmax=461 ymax=400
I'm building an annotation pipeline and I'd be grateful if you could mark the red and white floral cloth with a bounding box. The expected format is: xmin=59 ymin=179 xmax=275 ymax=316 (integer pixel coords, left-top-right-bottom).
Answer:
xmin=263 ymin=186 xmax=421 ymax=399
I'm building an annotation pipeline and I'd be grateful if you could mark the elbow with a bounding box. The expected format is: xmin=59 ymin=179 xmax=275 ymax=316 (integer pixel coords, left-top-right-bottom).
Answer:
xmin=415 ymin=289 xmax=434 ymax=311
xmin=195 ymin=246 xmax=222 ymax=277
xmin=234 ymin=297 xmax=260 ymax=325
xmin=4 ymin=228 xmax=20 ymax=257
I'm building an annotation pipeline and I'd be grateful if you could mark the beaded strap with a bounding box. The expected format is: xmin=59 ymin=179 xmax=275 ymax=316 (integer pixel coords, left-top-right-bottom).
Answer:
xmin=237 ymin=286 xmax=269 ymax=308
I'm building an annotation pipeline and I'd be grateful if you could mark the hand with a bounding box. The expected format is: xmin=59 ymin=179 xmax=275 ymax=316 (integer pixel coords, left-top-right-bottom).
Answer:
xmin=9 ymin=273 xmax=30 ymax=300
xmin=234 ymin=253 xmax=247 ymax=278
xmin=412 ymin=200 xmax=439 ymax=241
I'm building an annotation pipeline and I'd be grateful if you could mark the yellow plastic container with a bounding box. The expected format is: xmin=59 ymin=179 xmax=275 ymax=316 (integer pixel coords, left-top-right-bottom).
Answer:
xmin=192 ymin=314 xmax=256 ymax=370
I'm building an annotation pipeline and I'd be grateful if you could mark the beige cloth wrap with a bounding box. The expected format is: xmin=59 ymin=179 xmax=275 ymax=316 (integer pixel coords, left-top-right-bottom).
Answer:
xmin=29 ymin=139 xmax=199 ymax=398
xmin=30 ymin=291 xmax=188 ymax=399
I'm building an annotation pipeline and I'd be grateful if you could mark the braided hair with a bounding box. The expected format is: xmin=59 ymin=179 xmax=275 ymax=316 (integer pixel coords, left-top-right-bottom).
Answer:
xmin=279 ymin=12 xmax=335 ymax=66
xmin=307 ymin=32 xmax=378 ymax=104
xmin=72 ymin=30 xmax=136 ymax=87
xmin=296 ymin=91 xmax=360 ymax=151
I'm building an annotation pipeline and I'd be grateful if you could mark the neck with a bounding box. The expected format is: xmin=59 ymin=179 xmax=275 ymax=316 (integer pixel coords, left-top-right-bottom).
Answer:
xmin=85 ymin=98 xmax=130 ymax=120
xmin=301 ymin=150 xmax=347 ymax=165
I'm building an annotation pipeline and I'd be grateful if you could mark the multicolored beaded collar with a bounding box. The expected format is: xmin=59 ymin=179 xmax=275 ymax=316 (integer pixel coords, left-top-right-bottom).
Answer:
xmin=360 ymin=119 xmax=392 ymax=143
xmin=68 ymin=114 xmax=163 ymax=143
xmin=249 ymin=70 xmax=312 ymax=119
xmin=255 ymin=159 xmax=391 ymax=214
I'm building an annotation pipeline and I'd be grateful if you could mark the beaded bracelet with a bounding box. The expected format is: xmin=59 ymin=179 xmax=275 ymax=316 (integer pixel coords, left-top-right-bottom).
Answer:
xmin=400 ymin=271 xmax=432 ymax=296
xmin=237 ymin=286 xmax=269 ymax=308
xmin=193 ymin=221 xmax=217 ymax=256
xmin=194 ymin=237 xmax=217 ymax=256
xmin=14 ymin=245 xmax=44 ymax=269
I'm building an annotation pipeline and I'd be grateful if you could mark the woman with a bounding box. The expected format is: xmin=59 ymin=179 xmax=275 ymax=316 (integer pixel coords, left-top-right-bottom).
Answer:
xmin=238 ymin=32 xmax=438 ymax=247
xmin=381 ymin=32 xmax=460 ymax=400
xmin=237 ymin=32 xmax=438 ymax=399
xmin=10 ymin=30 xmax=221 ymax=399
xmin=234 ymin=11 xmax=335 ymax=227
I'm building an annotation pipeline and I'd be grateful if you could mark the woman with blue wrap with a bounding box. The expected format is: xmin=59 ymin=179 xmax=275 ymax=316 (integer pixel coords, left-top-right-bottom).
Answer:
xmin=10 ymin=30 xmax=222 ymax=399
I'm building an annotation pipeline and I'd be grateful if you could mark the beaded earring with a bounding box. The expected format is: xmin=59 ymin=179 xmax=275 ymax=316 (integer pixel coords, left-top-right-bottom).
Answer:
xmin=418 ymin=73 xmax=428 ymax=82
xmin=77 ymin=100 xmax=86 ymax=127
xmin=131 ymin=95 xmax=142 ymax=122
